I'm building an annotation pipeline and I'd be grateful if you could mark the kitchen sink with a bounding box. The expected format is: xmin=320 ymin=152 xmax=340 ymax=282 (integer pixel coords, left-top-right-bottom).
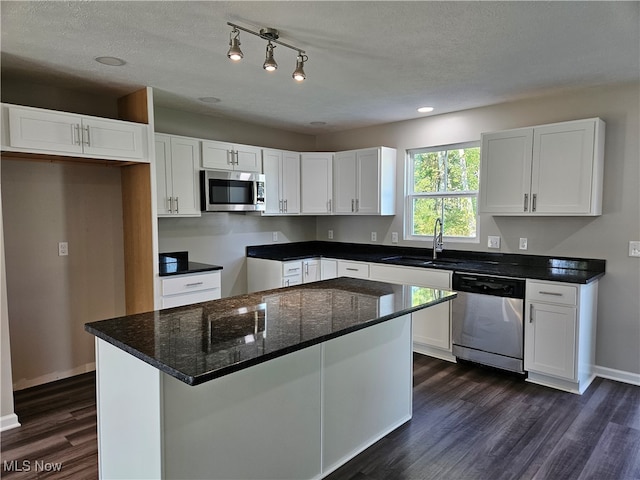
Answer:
xmin=381 ymin=255 xmax=462 ymax=267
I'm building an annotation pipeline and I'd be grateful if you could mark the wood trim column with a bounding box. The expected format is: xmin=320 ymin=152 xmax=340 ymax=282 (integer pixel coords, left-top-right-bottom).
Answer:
xmin=118 ymin=88 xmax=155 ymax=314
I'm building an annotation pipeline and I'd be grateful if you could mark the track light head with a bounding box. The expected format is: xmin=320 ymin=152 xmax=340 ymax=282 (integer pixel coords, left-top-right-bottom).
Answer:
xmin=227 ymin=28 xmax=243 ymax=61
xmin=263 ymin=42 xmax=278 ymax=72
xmin=292 ymin=53 xmax=307 ymax=81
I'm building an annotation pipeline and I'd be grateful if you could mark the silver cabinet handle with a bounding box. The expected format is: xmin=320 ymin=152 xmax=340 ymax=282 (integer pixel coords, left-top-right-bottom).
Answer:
xmin=234 ymin=150 xmax=239 ymax=165
xmin=279 ymin=200 xmax=283 ymax=213
xmin=227 ymin=150 xmax=233 ymax=165
xmin=305 ymin=262 xmax=309 ymax=275
xmin=351 ymin=199 xmax=355 ymax=212
xmin=346 ymin=267 xmax=359 ymax=271
xmin=185 ymin=281 xmax=204 ymax=287
xmin=72 ymin=124 xmax=81 ymax=145
xmin=524 ymin=193 xmax=529 ymax=212
xmin=284 ymin=199 xmax=288 ymax=212
xmin=532 ymin=194 xmax=537 ymax=212
xmin=328 ymin=199 xmax=332 ymax=212
xmin=539 ymin=291 xmax=563 ymax=296
xmin=356 ymin=198 xmax=359 ymax=212
xmin=175 ymin=196 xmax=179 ymax=213
xmin=529 ymin=303 xmax=534 ymax=323
xmin=83 ymin=125 xmax=91 ymax=146
xmin=286 ymin=267 xmax=300 ymax=273
xmin=167 ymin=197 xmax=173 ymax=213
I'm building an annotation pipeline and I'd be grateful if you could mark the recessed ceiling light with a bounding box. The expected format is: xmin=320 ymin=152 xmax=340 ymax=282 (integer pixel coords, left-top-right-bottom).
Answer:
xmin=198 ymin=97 xmax=221 ymax=104
xmin=94 ymin=56 xmax=126 ymax=66
xmin=310 ymin=121 xmax=327 ymax=126
xmin=417 ymin=106 xmax=434 ymax=113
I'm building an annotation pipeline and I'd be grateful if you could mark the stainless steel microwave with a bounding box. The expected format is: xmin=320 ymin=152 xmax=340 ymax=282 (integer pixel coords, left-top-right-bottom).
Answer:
xmin=200 ymin=170 xmax=266 ymax=212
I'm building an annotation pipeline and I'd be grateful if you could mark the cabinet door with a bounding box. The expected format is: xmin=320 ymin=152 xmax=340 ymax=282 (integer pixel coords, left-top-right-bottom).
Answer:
xmin=321 ymin=259 xmax=338 ymax=280
xmin=281 ymin=151 xmax=300 ymax=214
xmin=155 ymin=135 xmax=173 ymax=215
xmin=170 ymin=137 xmax=201 ymax=216
xmin=302 ymin=260 xmax=320 ymax=283
xmin=333 ymin=151 xmax=357 ymax=214
xmin=235 ymin=144 xmax=262 ymax=172
xmin=301 ymin=153 xmax=333 ymax=214
xmin=369 ymin=264 xmax=451 ymax=351
xmin=524 ymin=301 xmax=577 ymax=380
xmin=82 ymin=117 xmax=145 ymax=160
xmin=262 ymin=149 xmax=283 ymax=214
xmin=202 ymin=140 xmax=234 ymax=170
xmin=8 ymin=106 xmax=84 ymax=154
xmin=479 ymin=128 xmax=533 ymax=214
xmin=531 ymin=119 xmax=596 ymax=214
xmin=356 ymin=148 xmax=380 ymax=215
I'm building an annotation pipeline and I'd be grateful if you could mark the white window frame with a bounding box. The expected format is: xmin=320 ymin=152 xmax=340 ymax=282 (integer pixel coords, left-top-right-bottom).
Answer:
xmin=405 ymin=141 xmax=480 ymax=243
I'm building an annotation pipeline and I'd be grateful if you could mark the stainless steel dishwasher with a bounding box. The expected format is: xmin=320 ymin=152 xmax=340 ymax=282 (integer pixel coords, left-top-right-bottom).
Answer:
xmin=452 ymin=272 xmax=526 ymax=373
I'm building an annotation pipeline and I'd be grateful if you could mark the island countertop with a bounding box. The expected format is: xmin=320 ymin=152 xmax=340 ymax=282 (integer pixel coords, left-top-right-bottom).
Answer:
xmin=85 ymin=277 xmax=456 ymax=386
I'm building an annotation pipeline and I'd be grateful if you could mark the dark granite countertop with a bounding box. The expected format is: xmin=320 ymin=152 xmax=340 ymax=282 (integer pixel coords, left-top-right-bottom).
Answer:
xmin=246 ymin=241 xmax=605 ymax=284
xmin=85 ymin=277 xmax=456 ymax=386
xmin=159 ymin=251 xmax=223 ymax=277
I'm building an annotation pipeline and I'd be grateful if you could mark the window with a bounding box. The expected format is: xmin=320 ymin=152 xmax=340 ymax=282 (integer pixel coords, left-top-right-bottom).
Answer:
xmin=406 ymin=142 xmax=480 ymax=241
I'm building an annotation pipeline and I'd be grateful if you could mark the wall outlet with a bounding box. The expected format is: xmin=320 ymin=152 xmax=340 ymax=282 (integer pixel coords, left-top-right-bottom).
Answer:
xmin=371 ymin=232 xmax=377 ymax=242
xmin=629 ymin=241 xmax=640 ymax=257
xmin=519 ymin=238 xmax=528 ymax=250
xmin=391 ymin=232 xmax=399 ymax=244
xmin=58 ymin=242 xmax=68 ymax=256
xmin=272 ymin=232 xmax=278 ymax=242
xmin=487 ymin=235 xmax=501 ymax=249
xmin=328 ymin=229 xmax=334 ymax=240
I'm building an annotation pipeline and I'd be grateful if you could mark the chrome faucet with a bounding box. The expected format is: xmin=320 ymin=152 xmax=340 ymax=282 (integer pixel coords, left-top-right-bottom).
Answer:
xmin=433 ymin=217 xmax=444 ymax=259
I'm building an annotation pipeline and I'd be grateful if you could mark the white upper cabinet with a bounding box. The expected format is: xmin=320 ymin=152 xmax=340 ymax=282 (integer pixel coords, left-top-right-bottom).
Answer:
xmin=300 ymin=152 xmax=334 ymax=215
xmin=263 ymin=149 xmax=300 ymax=215
xmin=201 ymin=140 xmax=262 ymax=172
xmin=155 ymin=134 xmax=201 ymax=217
xmin=334 ymin=147 xmax=396 ymax=216
xmin=479 ymin=118 xmax=605 ymax=216
xmin=3 ymin=103 xmax=148 ymax=162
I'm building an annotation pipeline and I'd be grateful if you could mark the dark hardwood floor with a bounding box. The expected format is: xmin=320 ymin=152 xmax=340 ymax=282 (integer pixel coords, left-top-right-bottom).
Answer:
xmin=2 ymin=355 xmax=639 ymax=479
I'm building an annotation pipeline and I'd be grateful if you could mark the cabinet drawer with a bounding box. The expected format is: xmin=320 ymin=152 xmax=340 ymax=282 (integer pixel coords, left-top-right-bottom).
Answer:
xmin=337 ymin=261 xmax=370 ymax=279
xmin=527 ymin=281 xmax=577 ymax=306
xmin=161 ymin=271 xmax=221 ymax=296
xmin=161 ymin=288 xmax=221 ymax=309
xmin=282 ymin=260 xmax=303 ymax=282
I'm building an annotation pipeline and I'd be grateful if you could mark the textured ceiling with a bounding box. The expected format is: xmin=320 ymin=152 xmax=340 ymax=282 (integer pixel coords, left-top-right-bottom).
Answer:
xmin=1 ymin=1 xmax=639 ymax=134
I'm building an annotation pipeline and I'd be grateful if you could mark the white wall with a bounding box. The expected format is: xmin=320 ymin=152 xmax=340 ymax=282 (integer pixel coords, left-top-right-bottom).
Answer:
xmin=316 ymin=83 xmax=640 ymax=375
xmin=1 ymin=169 xmax=19 ymax=430
xmin=1 ymin=159 xmax=126 ymax=388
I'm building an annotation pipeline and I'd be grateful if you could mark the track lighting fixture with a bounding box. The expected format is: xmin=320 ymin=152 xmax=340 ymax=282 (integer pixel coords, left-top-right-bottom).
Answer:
xmin=263 ymin=42 xmax=278 ymax=72
xmin=292 ymin=54 xmax=307 ymax=81
xmin=227 ymin=27 xmax=243 ymax=61
xmin=226 ymin=22 xmax=308 ymax=81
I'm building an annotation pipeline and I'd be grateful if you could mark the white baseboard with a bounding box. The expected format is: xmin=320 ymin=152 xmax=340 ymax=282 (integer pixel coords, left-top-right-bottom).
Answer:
xmin=12 ymin=362 xmax=96 ymax=391
xmin=0 ymin=413 xmax=21 ymax=432
xmin=595 ymin=365 xmax=640 ymax=386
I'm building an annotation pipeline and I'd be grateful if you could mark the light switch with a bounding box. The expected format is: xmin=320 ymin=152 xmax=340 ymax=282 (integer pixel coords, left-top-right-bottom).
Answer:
xmin=58 ymin=242 xmax=68 ymax=256
xmin=629 ymin=241 xmax=640 ymax=257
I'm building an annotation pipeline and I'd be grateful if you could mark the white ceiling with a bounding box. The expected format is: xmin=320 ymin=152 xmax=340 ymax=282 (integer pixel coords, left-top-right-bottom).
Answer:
xmin=2 ymin=1 xmax=639 ymax=134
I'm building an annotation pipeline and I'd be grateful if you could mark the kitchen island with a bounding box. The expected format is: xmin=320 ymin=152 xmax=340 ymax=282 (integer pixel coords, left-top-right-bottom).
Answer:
xmin=85 ymin=277 xmax=456 ymax=480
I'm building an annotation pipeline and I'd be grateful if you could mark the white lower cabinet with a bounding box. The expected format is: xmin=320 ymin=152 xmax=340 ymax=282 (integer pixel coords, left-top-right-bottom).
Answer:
xmin=337 ymin=260 xmax=370 ymax=279
xmin=370 ymin=264 xmax=454 ymax=361
xmin=160 ymin=271 xmax=221 ymax=308
xmin=247 ymin=257 xmax=323 ymax=293
xmin=321 ymin=259 xmax=338 ymax=280
xmin=524 ymin=279 xmax=598 ymax=394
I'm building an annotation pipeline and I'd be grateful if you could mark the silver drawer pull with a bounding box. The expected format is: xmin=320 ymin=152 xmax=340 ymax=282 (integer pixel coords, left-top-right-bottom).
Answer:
xmin=185 ymin=282 xmax=204 ymax=287
xmin=539 ymin=291 xmax=563 ymax=296
xmin=287 ymin=268 xmax=300 ymax=272
xmin=346 ymin=267 xmax=359 ymax=271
